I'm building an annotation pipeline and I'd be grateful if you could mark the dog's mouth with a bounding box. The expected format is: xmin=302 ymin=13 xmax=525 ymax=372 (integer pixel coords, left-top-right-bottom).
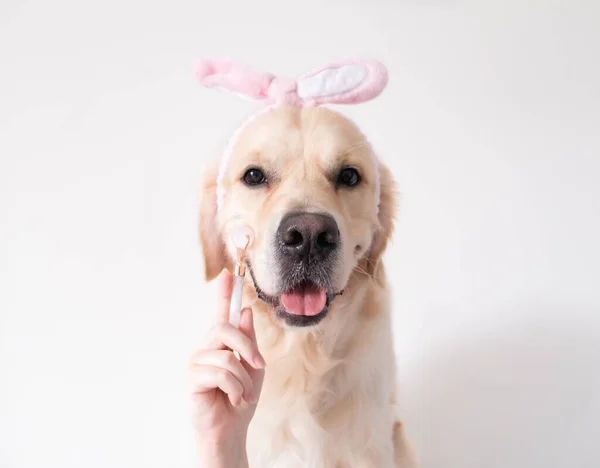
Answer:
xmin=247 ymin=264 xmax=339 ymax=327
xmin=281 ymin=280 xmax=328 ymax=316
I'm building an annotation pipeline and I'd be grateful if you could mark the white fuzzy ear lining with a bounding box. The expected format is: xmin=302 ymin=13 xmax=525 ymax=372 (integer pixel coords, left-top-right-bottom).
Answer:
xmin=297 ymin=65 xmax=368 ymax=100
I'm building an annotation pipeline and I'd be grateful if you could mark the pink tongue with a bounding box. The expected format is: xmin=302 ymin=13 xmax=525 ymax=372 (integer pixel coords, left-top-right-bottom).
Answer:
xmin=281 ymin=283 xmax=327 ymax=316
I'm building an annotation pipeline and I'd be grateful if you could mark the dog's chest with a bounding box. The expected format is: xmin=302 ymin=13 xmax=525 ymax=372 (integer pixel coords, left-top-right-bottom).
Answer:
xmin=246 ymin=369 xmax=396 ymax=468
xmin=247 ymin=400 xmax=328 ymax=468
xmin=247 ymin=399 xmax=395 ymax=468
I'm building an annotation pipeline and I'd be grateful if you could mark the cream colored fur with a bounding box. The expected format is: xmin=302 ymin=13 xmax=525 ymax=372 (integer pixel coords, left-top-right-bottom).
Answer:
xmin=199 ymin=106 xmax=418 ymax=467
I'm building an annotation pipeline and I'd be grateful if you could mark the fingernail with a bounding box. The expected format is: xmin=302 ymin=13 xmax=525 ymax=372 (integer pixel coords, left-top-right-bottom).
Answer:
xmin=244 ymin=393 xmax=257 ymax=404
xmin=254 ymin=354 xmax=266 ymax=368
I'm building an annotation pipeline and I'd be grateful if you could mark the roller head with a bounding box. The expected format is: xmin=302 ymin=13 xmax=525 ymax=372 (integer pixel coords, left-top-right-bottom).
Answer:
xmin=230 ymin=225 xmax=254 ymax=277
xmin=230 ymin=225 xmax=254 ymax=251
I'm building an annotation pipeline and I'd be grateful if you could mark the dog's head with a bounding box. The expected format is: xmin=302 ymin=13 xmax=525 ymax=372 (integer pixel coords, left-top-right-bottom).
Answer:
xmin=199 ymin=105 xmax=396 ymax=328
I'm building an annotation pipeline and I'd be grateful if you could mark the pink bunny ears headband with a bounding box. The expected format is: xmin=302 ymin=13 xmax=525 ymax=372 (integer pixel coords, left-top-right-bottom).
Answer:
xmin=194 ymin=58 xmax=389 ymax=212
xmin=195 ymin=58 xmax=388 ymax=107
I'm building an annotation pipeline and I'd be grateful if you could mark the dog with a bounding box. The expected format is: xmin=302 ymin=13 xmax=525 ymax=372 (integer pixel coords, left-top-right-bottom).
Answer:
xmin=198 ymin=104 xmax=418 ymax=467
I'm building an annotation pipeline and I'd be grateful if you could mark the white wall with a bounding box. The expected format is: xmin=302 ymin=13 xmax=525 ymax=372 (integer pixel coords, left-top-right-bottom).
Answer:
xmin=1 ymin=1 xmax=599 ymax=467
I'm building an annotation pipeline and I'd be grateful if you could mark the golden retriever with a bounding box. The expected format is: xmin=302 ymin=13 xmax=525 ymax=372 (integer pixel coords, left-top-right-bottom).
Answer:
xmin=197 ymin=104 xmax=418 ymax=467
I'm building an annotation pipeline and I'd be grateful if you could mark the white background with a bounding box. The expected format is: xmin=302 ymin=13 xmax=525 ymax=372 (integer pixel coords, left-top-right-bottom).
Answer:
xmin=1 ymin=1 xmax=599 ymax=467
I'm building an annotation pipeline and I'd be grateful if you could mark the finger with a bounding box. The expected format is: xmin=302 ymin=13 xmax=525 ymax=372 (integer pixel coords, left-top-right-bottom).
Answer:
xmin=239 ymin=307 xmax=259 ymax=341
xmin=240 ymin=358 xmax=265 ymax=404
xmin=189 ymin=364 xmax=244 ymax=407
xmin=216 ymin=269 xmax=234 ymax=324
xmin=191 ymin=350 xmax=255 ymax=402
xmin=238 ymin=308 xmax=265 ymax=400
xmin=204 ymin=323 xmax=266 ymax=369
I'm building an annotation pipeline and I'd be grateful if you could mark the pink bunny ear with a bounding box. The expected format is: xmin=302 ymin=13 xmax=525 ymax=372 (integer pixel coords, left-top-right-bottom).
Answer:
xmin=195 ymin=58 xmax=388 ymax=107
xmin=292 ymin=59 xmax=388 ymax=107
xmin=194 ymin=58 xmax=275 ymax=101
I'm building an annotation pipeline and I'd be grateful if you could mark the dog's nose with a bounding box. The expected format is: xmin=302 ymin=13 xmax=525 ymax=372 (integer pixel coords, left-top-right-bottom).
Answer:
xmin=277 ymin=212 xmax=340 ymax=262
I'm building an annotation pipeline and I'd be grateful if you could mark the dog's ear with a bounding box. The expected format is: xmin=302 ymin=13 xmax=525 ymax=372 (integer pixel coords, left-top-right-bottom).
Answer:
xmin=366 ymin=162 xmax=398 ymax=277
xmin=198 ymin=161 xmax=226 ymax=281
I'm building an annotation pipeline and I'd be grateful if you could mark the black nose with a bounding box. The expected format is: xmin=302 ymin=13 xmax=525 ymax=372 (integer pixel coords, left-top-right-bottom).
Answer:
xmin=277 ymin=212 xmax=340 ymax=262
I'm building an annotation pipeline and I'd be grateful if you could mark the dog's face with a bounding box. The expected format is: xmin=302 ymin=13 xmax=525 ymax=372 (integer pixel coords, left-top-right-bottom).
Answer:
xmin=200 ymin=106 xmax=395 ymax=328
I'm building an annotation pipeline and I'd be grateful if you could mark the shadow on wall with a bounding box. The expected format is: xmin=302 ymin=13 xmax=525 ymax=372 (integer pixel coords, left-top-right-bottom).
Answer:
xmin=400 ymin=306 xmax=600 ymax=468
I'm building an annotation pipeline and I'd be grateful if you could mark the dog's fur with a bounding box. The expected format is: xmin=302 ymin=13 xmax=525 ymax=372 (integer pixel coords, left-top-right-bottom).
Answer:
xmin=199 ymin=106 xmax=418 ymax=467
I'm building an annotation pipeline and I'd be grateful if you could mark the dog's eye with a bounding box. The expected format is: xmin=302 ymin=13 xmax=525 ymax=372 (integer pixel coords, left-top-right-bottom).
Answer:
xmin=242 ymin=168 xmax=267 ymax=186
xmin=337 ymin=168 xmax=361 ymax=187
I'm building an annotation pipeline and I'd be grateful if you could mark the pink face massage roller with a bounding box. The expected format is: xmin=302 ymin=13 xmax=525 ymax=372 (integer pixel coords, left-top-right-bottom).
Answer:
xmin=228 ymin=226 xmax=254 ymax=329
